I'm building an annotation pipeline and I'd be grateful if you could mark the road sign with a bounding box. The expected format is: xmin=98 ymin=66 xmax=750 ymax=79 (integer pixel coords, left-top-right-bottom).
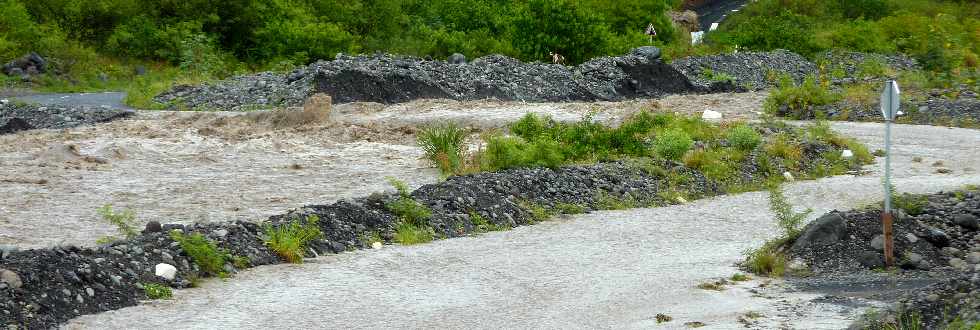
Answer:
xmin=880 ymin=80 xmax=900 ymax=121
xmin=880 ymin=80 xmax=900 ymax=267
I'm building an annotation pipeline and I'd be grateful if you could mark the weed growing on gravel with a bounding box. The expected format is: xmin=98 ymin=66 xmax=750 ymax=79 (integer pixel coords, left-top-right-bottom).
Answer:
xmin=726 ymin=125 xmax=762 ymax=151
xmin=695 ymin=279 xmax=728 ymax=291
xmin=394 ymin=222 xmax=434 ymax=245
xmin=730 ymin=273 xmax=750 ymax=281
xmin=700 ymin=68 xmax=735 ymax=84
xmin=143 ymin=283 xmax=173 ymax=300
xmin=519 ymin=200 xmax=554 ymax=223
xmin=262 ymin=215 xmax=322 ymax=263
xmin=169 ymin=231 xmax=231 ymax=277
xmin=96 ymin=204 xmax=138 ymax=243
xmin=385 ymin=178 xmax=432 ymax=227
xmin=553 ymin=202 xmax=587 ymax=215
xmin=745 ymin=242 xmax=787 ymax=277
xmin=593 ymin=191 xmax=638 ymax=210
xmin=653 ymin=128 xmax=693 ymax=160
xmin=763 ymin=75 xmax=840 ymax=119
xmin=768 ymin=184 xmax=812 ymax=239
xmin=763 ymin=133 xmax=803 ymax=170
xmin=418 ymin=123 xmax=468 ymax=176
xmin=887 ymin=185 xmax=928 ymax=216
xmin=469 ymin=211 xmax=507 ymax=232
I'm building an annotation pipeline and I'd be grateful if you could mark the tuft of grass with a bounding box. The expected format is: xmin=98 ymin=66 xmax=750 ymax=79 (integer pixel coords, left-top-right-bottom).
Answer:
xmin=519 ymin=200 xmax=554 ymax=223
xmin=653 ymin=128 xmax=693 ymax=160
xmin=394 ymin=223 xmax=434 ymax=245
xmin=700 ymin=68 xmax=735 ymax=83
xmin=726 ymin=124 xmax=762 ymax=151
xmin=553 ymin=202 xmax=587 ymax=215
xmin=764 ymin=133 xmax=803 ymax=170
xmin=262 ymin=215 xmax=323 ymax=263
xmin=417 ymin=123 xmax=468 ymax=176
xmin=696 ymin=279 xmax=728 ymax=291
xmin=97 ymin=204 xmax=138 ymax=242
xmin=385 ymin=178 xmax=432 ymax=227
xmin=730 ymin=273 xmax=750 ymax=281
xmin=143 ymin=283 xmax=173 ymax=300
xmin=745 ymin=244 xmax=787 ymax=277
xmin=764 ymin=75 xmax=841 ymax=119
xmin=469 ymin=211 xmax=508 ymax=232
xmin=169 ymin=230 xmax=230 ymax=277
xmin=593 ymin=191 xmax=637 ymax=210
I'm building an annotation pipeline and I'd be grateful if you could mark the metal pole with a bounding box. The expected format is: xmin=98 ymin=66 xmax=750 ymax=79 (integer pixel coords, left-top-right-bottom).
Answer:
xmin=882 ymin=80 xmax=896 ymax=267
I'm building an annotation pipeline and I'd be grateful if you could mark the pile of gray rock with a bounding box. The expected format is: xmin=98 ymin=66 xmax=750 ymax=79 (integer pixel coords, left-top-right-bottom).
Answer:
xmin=0 ymin=100 xmax=133 ymax=135
xmin=669 ymin=49 xmax=818 ymax=92
xmin=810 ymin=84 xmax=980 ymax=127
xmin=817 ymin=50 xmax=919 ymax=84
xmin=2 ymin=53 xmax=47 ymax=82
xmin=153 ymin=48 xmax=819 ymax=111
xmin=787 ymin=189 xmax=980 ymax=328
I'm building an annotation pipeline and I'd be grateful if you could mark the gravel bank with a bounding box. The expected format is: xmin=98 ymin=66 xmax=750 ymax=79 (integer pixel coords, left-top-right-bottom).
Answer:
xmin=64 ymin=122 xmax=980 ymax=329
xmin=0 ymin=101 xmax=132 ymax=135
xmin=153 ymin=49 xmax=815 ymax=111
xmin=670 ymin=49 xmax=817 ymax=92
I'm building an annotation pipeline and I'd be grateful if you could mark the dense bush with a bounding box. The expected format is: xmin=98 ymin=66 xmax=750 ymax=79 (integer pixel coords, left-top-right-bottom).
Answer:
xmin=1 ymin=0 xmax=679 ymax=69
xmin=711 ymin=0 xmax=980 ymax=74
xmin=653 ymin=128 xmax=693 ymax=160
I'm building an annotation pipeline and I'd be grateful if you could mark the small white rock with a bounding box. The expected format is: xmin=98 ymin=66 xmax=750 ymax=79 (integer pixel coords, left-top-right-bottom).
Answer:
xmin=782 ymin=171 xmax=795 ymax=181
xmin=154 ymin=263 xmax=177 ymax=280
xmin=905 ymin=233 xmax=918 ymax=244
xmin=841 ymin=149 xmax=854 ymax=158
xmin=701 ymin=110 xmax=723 ymax=120
xmin=371 ymin=242 xmax=383 ymax=249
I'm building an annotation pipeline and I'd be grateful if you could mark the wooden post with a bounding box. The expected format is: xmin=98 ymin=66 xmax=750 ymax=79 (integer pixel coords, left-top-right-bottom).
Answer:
xmin=882 ymin=211 xmax=895 ymax=266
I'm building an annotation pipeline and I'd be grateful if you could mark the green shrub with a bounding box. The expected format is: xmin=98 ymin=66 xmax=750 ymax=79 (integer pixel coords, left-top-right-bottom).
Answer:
xmin=169 ymin=231 xmax=230 ymax=277
xmin=394 ymin=223 xmax=433 ymax=245
xmin=553 ymin=202 xmax=586 ymax=215
xmin=764 ymin=75 xmax=840 ymax=119
xmin=469 ymin=211 xmax=507 ymax=232
xmin=262 ymin=215 xmax=322 ymax=263
xmin=417 ymin=123 xmax=468 ymax=176
xmin=593 ymin=191 xmax=637 ymax=210
xmin=726 ymin=125 xmax=762 ymax=151
xmin=519 ymin=200 xmax=554 ymax=223
xmin=143 ymin=283 xmax=173 ymax=300
xmin=653 ymin=129 xmax=693 ymax=160
xmin=97 ymin=204 xmax=138 ymax=241
xmin=746 ymin=245 xmax=787 ymax=277
xmin=700 ymin=68 xmax=735 ymax=83
xmin=510 ymin=113 xmax=554 ymax=140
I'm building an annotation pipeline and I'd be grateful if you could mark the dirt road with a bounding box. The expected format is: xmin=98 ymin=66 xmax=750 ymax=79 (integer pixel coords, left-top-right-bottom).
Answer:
xmin=65 ymin=122 xmax=980 ymax=329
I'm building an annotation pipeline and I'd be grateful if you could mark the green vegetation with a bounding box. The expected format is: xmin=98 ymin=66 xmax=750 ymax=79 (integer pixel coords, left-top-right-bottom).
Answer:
xmin=593 ymin=191 xmax=638 ymax=210
xmin=384 ymin=178 xmax=435 ymax=245
xmin=695 ymin=279 xmax=728 ymax=291
xmin=653 ymin=128 xmax=693 ymax=161
xmin=417 ymin=123 xmax=468 ymax=176
xmin=744 ymin=183 xmax=812 ymax=277
xmin=552 ymin=202 xmax=587 ymax=215
xmin=709 ymin=0 xmax=979 ymax=74
xmin=700 ymin=68 xmax=735 ymax=84
xmin=143 ymin=283 xmax=173 ymax=300
xmin=726 ymin=125 xmax=762 ymax=151
xmin=169 ymin=230 xmax=231 ymax=277
xmin=763 ymin=75 xmax=840 ymax=119
xmin=469 ymin=211 xmax=508 ymax=232
xmin=519 ymin=200 xmax=554 ymax=223
xmin=262 ymin=215 xmax=322 ymax=263
xmin=95 ymin=204 xmax=138 ymax=243
xmin=730 ymin=273 xmax=750 ymax=282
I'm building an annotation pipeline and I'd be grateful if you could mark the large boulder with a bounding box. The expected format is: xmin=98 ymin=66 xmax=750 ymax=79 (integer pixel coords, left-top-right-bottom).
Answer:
xmin=921 ymin=226 xmax=951 ymax=247
xmin=791 ymin=212 xmax=847 ymax=251
xmin=2 ymin=52 xmax=46 ymax=76
xmin=953 ymin=213 xmax=979 ymax=231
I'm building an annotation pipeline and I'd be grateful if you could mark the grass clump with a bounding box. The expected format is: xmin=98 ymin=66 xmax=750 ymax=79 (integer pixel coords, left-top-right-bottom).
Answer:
xmin=745 ymin=243 xmax=788 ymax=277
xmin=700 ymin=68 xmax=735 ymax=84
xmin=744 ymin=183 xmax=811 ymax=277
xmin=385 ymin=178 xmax=435 ymax=245
xmin=730 ymin=273 xmax=750 ymax=282
xmin=726 ymin=124 xmax=762 ymax=151
xmin=143 ymin=283 xmax=173 ymax=300
xmin=262 ymin=215 xmax=322 ymax=264
xmin=417 ymin=123 xmax=468 ymax=176
xmin=96 ymin=204 xmax=138 ymax=243
xmin=394 ymin=222 xmax=434 ymax=245
xmin=169 ymin=231 xmax=230 ymax=277
xmin=653 ymin=128 xmax=693 ymax=160
xmin=593 ymin=191 xmax=637 ymax=210
xmin=553 ymin=202 xmax=587 ymax=215
xmin=469 ymin=211 xmax=508 ymax=232
xmin=695 ymin=279 xmax=729 ymax=291
xmin=763 ymin=75 xmax=840 ymax=119
xmin=519 ymin=200 xmax=554 ymax=223
xmin=768 ymin=183 xmax=811 ymax=239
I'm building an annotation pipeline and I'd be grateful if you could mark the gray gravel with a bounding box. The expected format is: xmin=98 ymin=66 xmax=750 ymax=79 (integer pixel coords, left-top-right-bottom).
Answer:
xmin=0 ymin=101 xmax=133 ymax=134
xmin=669 ymin=49 xmax=817 ymax=92
xmin=65 ymin=122 xmax=980 ymax=329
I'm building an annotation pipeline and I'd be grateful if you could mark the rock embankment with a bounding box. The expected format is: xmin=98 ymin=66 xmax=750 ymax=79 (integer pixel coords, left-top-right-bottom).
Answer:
xmin=670 ymin=49 xmax=817 ymax=92
xmin=154 ymin=48 xmax=817 ymax=111
xmin=788 ymin=189 xmax=980 ymax=328
xmin=0 ymin=101 xmax=133 ymax=135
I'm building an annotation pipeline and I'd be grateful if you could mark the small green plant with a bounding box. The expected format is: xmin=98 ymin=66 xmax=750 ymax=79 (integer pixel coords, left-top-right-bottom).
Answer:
xmin=768 ymin=183 xmax=812 ymax=239
xmin=169 ymin=230 xmax=230 ymax=277
xmin=763 ymin=75 xmax=841 ymax=119
xmin=469 ymin=211 xmax=508 ymax=232
xmin=701 ymin=68 xmax=735 ymax=83
xmin=695 ymin=279 xmax=728 ymax=291
xmin=553 ymin=202 xmax=586 ymax=215
xmin=593 ymin=191 xmax=637 ymax=210
xmin=656 ymin=313 xmax=673 ymax=323
xmin=519 ymin=200 xmax=553 ymax=223
xmin=730 ymin=273 xmax=750 ymax=281
xmin=394 ymin=222 xmax=434 ymax=245
xmin=385 ymin=178 xmax=432 ymax=227
xmin=143 ymin=283 xmax=173 ymax=300
xmin=231 ymin=256 xmax=251 ymax=269
xmin=887 ymin=186 xmax=928 ymax=216
xmin=96 ymin=204 xmax=138 ymax=242
xmin=726 ymin=125 xmax=762 ymax=151
xmin=745 ymin=244 xmax=787 ymax=277
xmin=262 ymin=215 xmax=323 ymax=264
xmin=417 ymin=123 xmax=468 ymax=176
xmin=653 ymin=128 xmax=693 ymax=160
